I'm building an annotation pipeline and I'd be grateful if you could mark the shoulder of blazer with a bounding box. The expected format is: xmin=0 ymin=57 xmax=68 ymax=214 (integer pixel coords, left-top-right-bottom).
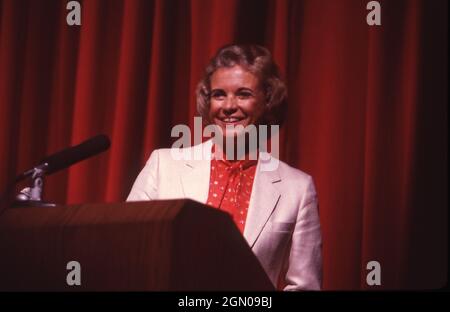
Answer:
xmin=264 ymin=156 xmax=317 ymax=201
xmin=276 ymin=160 xmax=313 ymax=185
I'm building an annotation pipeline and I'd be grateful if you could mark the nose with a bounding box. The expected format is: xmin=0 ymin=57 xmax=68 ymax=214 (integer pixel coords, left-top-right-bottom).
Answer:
xmin=222 ymin=95 xmax=238 ymax=115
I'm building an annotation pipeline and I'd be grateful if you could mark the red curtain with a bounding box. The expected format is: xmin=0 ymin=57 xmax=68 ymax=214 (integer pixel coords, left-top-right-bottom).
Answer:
xmin=0 ymin=0 xmax=447 ymax=290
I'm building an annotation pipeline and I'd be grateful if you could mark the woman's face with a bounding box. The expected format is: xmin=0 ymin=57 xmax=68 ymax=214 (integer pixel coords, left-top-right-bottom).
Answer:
xmin=208 ymin=65 xmax=265 ymax=138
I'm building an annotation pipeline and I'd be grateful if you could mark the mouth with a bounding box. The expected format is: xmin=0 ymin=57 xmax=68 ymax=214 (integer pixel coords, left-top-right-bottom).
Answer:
xmin=217 ymin=117 xmax=246 ymax=125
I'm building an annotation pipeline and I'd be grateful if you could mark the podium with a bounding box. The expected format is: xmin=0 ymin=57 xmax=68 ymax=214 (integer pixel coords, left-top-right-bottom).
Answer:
xmin=0 ymin=199 xmax=274 ymax=291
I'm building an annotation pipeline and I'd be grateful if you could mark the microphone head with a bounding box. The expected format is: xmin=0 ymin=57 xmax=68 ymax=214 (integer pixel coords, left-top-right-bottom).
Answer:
xmin=42 ymin=134 xmax=111 ymax=175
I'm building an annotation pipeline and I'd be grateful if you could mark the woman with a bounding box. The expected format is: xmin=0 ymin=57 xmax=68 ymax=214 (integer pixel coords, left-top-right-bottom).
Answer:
xmin=127 ymin=44 xmax=322 ymax=291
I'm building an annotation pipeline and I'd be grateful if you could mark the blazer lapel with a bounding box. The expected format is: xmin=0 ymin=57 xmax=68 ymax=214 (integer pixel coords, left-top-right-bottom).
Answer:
xmin=244 ymin=153 xmax=282 ymax=247
xmin=180 ymin=140 xmax=212 ymax=203
xmin=179 ymin=142 xmax=282 ymax=247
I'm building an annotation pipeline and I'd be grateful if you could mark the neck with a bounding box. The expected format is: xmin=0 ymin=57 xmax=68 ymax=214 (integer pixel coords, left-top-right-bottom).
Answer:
xmin=213 ymin=135 xmax=259 ymax=162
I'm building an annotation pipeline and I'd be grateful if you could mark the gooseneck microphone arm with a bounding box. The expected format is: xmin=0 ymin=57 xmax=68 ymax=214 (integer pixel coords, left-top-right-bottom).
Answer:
xmin=15 ymin=134 xmax=111 ymax=182
xmin=13 ymin=134 xmax=111 ymax=207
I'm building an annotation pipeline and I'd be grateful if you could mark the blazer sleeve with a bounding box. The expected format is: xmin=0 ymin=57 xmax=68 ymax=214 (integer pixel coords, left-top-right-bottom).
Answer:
xmin=283 ymin=176 xmax=323 ymax=291
xmin=126 ymin=150 xmax=159 ymax=201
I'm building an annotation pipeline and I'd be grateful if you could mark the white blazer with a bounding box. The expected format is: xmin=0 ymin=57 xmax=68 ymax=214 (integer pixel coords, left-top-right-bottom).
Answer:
xmin=127 ymin=140 xmax=322 ymax=290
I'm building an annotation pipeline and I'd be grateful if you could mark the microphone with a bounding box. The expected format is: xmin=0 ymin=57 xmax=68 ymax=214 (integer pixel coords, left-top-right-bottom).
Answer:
xmin=15 ymin=134 xmax=111 ymax=182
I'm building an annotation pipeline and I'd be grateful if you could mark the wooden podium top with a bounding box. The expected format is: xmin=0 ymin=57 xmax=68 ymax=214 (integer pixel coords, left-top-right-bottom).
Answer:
xmin=0 ymin=199 xmax=274 ymax=291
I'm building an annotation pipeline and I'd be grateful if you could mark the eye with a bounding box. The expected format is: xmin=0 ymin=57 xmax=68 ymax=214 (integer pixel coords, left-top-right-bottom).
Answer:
xmin=237 ymin=90 xmax=253 ymax=99
xmin=210 ymin=90 xmax=225 ymax=100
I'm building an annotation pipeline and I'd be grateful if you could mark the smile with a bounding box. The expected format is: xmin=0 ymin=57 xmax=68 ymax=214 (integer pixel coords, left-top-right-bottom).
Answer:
xmin=219 ymin=117 xmax=245 ymax=123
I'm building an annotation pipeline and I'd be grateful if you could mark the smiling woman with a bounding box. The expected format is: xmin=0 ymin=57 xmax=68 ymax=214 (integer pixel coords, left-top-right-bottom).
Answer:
xmin=127 ymin=44 xmax=322 ymax=291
